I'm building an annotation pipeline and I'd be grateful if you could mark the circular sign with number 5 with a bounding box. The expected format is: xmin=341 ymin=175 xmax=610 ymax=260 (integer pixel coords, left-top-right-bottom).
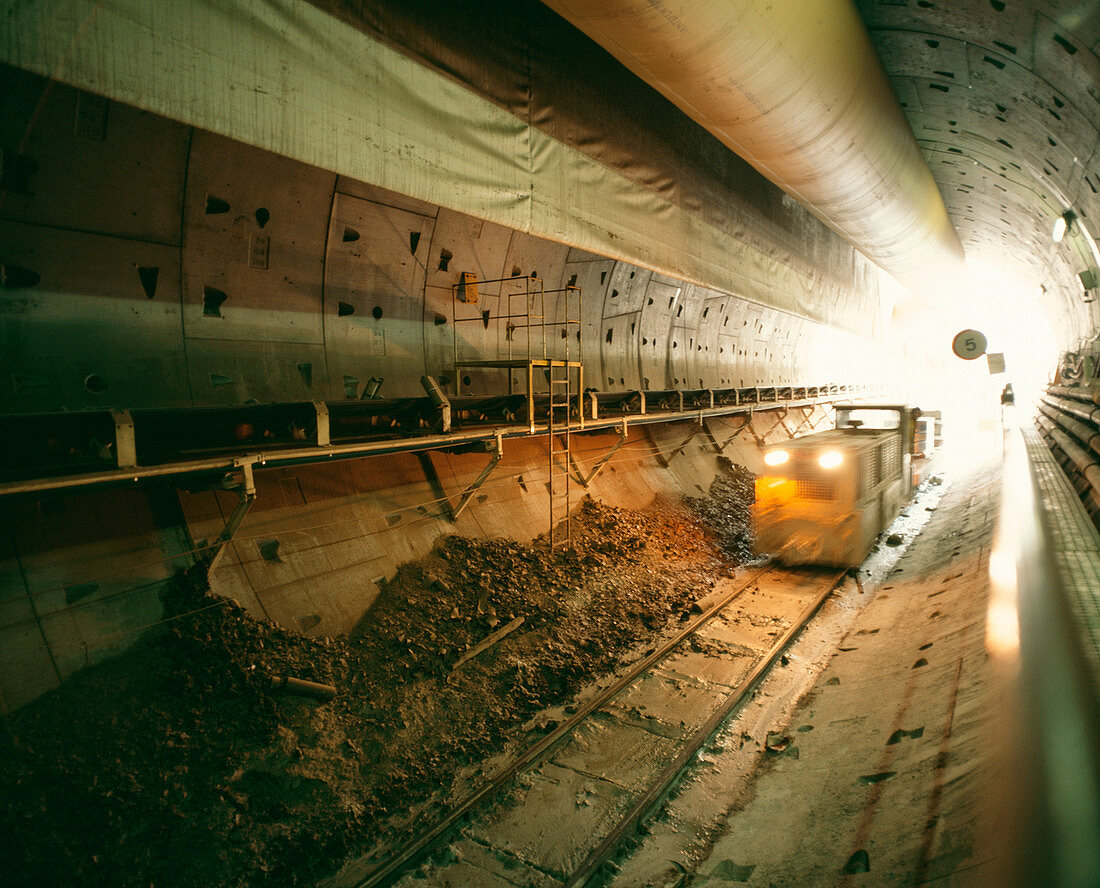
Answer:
xmin=952 ymin=329 xmax=987 ymax=360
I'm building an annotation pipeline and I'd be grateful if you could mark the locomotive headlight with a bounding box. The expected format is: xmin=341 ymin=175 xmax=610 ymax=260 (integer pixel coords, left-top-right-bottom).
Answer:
xmin=764 ymin=449 xmax=789 ymax=466
xmin=818 ymin=450 xmax=843 ymax=469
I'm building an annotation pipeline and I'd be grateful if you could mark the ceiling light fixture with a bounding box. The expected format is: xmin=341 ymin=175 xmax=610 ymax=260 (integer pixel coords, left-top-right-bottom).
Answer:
xmin=1053 ymin=210 xmax=1076 ymax=243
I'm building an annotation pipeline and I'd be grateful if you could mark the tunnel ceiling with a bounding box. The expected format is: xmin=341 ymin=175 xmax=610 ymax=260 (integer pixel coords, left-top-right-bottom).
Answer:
xmin=854 ymin=0 xmax=1100 ymax=342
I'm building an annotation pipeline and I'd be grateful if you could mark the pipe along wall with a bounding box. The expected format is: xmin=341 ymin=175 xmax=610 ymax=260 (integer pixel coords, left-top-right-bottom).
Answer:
xmin=1039 ymin=386 xmax=1100 ymax=522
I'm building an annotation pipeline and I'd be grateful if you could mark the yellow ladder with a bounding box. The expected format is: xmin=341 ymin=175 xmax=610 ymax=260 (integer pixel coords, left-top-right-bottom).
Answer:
xmin=548 ymin=360 xmax=573 ymax=547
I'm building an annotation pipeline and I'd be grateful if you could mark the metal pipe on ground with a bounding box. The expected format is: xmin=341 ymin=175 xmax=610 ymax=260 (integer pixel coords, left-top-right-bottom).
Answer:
xmin=269 ymin=676 xmax=337 ymax=702
xmin=1041 ymin=393 xmax=1100 ymax=427
xmin=1047 ymin=385 xmax=1100 ymax=406
xmin=1035 ymin=417 xmax=1100 ymax=515
xmin=1037 ymin=403 xmax=1100 ymax=461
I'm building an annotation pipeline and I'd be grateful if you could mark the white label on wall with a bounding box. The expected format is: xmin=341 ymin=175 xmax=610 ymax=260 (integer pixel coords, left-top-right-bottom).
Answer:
xmin=368 ymin=328 xmax=386 ymax=356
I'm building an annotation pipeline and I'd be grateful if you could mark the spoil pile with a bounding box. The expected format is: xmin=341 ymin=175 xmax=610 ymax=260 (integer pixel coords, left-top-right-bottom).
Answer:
xmin=687 ymin=457 xmax=757 ymax=562
xmin=2 ymin=472 xmax=754 ymax=888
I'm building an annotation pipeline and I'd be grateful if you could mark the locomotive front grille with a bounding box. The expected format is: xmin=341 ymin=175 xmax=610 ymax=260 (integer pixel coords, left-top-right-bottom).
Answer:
xmin=797 ymin=478 xmax=836 ymax=500
xmin=793 ymin=462 xmax=836 ymax=500
xmin=881 ymin=437 xmax=901 ymax=480
xmin=859 ymin=453 xmax=877 ymax=498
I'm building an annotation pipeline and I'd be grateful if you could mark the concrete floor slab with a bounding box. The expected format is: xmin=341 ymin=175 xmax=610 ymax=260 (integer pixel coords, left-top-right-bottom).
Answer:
xmin=696 ymin=611 xmax=786 ymax=651
xmin=467 ymin=761 xmax=633 ymax=878
xmin=656 ymin=647 xmax=754 ymax=688
xmin=608 ymin=671 xmax=725 ymax=737
xmin=392 ymin=836 xmax=561 ymax=888
xmin=550 ymin=713 xmax=682 ymax=790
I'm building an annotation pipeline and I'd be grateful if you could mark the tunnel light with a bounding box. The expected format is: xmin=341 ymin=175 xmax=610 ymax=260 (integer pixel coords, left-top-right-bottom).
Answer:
xmin=763 ymin=449 xmax=789 ymax=466
xmin=1053 ymin=210 xmax=1076 ymax=243
xmin=818 ymin=450 xmax=843 ymax=469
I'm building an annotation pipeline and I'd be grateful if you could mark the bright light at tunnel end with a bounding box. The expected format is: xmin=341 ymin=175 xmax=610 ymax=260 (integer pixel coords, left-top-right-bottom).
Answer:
xmin=900 ymin=258 xmax=1058 ymax=432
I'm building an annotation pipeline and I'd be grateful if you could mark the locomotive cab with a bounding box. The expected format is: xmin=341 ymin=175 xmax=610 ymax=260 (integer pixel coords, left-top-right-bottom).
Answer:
xmin=754 ymin=406 xmax=914 ymax=567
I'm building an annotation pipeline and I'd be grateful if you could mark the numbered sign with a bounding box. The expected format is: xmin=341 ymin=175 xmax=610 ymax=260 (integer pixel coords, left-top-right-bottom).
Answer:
xmin=952 ymin=329 xmax=987 ymax=360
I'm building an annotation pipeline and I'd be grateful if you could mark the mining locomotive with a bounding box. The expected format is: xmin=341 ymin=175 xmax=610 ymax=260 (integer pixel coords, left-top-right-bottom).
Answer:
xmin=754 ymin=405 xmax=919 ymax=567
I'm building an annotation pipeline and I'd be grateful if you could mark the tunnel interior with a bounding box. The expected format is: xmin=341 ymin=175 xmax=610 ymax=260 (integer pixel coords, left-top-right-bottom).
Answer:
xmin=2 ymin=1 xmax=1100 ymax=887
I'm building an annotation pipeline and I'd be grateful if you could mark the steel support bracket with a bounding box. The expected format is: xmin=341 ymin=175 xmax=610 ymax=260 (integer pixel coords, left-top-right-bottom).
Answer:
xmin=708 ymin=414 xmax=753 ymax=452
xmin=450 ymin=435 xmax=504 ymax=521
xmin=657 ymin=419 xmax=703 ymax=467
xmin=420 ymin=376 xmax=452 ymax=434
xmin=568 ymin=422 xmax=628 ymax=488
xmin=203 ymin=462 xmax=256 ymax=574
xmin=789 ymin=405 xmax=815 ymax=437
xmin=762 ymin=406 xmax=791 ymax=442
xmin=774 ymin=407 xmax=795 ymax=438
xmin=313 ymin=401 xmax=330 ymax=447
xmin=746 ymin=413 xmax=769 ymax=448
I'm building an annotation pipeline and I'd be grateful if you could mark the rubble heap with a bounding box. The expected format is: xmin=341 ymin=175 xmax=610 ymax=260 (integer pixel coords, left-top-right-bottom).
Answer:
xmin=2 ymin=484 xmax=754 ymax=888
xmin=687 ymin=457 xmax=757 ymax=562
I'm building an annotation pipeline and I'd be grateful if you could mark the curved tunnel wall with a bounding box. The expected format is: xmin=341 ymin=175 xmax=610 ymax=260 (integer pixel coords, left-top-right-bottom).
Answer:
xmin=0 ymin=407 xmax=821 ymax=711
xmin=0 ymin=0 xmax=895 ymax=389
xmin=539 ymin=0 xmax=966 ymax=296
xmin=1 ymin=69 xmax=883 ymax=415
xmin=0 ymin=0 xmax=895 ymax=712
xmin=0 ymin=68 xmax=885 ymax=712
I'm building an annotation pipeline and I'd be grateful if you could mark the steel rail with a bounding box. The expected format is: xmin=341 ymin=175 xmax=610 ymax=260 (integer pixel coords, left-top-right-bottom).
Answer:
xmin=354 ymin=562 xmax=778 ymax=888
xmin=562 ymin=567 xmax=848 ymax=888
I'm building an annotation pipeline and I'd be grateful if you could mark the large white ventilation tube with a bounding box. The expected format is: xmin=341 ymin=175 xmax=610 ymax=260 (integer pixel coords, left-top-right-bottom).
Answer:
xmin=540 ymin=0 xmax=966 ymax=300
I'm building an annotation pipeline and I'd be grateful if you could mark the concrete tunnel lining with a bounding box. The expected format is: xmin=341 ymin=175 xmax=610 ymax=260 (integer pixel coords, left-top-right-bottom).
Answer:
xmin=0 ymin=0 xmax=894 ymax=333
xmin=0 ymin=31 xmax=890 ymax=711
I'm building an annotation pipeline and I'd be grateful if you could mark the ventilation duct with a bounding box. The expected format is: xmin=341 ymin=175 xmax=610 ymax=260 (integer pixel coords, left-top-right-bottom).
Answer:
xmin=540 ymin=0 xmax=966 ymax=300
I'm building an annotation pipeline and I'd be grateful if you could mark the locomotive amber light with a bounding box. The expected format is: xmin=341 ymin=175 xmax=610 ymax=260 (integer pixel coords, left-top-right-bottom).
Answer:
xmin=818 ymin=451 xmax=843 ymax=469
xmin=764 ymin=450 xmax=789 ymax=466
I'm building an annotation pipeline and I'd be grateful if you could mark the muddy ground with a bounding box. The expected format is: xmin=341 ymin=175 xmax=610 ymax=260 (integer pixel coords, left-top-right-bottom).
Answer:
xmin=1 ymin=462 xmax=755 ymax=888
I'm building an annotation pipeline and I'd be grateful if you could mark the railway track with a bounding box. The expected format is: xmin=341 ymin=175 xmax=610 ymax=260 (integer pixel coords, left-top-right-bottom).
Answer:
xmin=336 ymin=563 xmax=847 ymax=888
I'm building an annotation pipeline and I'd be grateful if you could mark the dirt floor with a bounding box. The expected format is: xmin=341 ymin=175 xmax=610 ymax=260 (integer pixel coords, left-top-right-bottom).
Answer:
xmin=1 ymin=462 xmax=756 ymax=888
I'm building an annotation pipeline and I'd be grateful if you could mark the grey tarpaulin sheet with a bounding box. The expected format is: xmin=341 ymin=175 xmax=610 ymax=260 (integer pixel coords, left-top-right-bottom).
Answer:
xmin=1 ymin=0 xmax=884 ymax=336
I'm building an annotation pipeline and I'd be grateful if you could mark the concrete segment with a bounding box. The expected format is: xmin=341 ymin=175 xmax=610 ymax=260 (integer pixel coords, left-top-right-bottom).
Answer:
xmin=608 ymin=672 xmax=734 ymax=740
xmin=391 ymin=836 xmax=561 ymax=888
xmin=656 ymin=647 xmax=756 ymax=689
